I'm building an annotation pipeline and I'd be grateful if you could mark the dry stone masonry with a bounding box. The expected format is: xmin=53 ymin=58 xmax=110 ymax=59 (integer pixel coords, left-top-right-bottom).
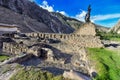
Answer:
xmin=25 ymin=22 xmax=103 ymax=48
xmin=2 ymin=42 xmax=28 ymax=55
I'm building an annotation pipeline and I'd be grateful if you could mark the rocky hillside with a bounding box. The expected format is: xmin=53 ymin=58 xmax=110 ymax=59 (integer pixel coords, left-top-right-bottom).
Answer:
xmin=0 ymin=0 xmax=74 ymax=33
xmin=109 ymin=20 xmax=120 ymax=34
xmin=52 ymin=12 xmax=109 ymax=32
xmin=52 ymin=12 xmax=83 ymax=31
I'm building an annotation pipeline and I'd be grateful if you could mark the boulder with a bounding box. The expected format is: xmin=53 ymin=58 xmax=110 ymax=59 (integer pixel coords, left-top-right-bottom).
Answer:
xmin=63 ymin=70 xmax=91 ymax=80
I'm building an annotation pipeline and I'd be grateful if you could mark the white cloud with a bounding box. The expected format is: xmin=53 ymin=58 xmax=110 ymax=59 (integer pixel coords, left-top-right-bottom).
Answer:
xmin=59 ymin=11 xmax=67 ymax=16
xmin=75 ymin=10 xmax=87 ymax=22
xmin=75 ymin=10 xmax=120 ymax=23
xmin=91 ymin=14 xmax=120 ymax=21
xmin=40 ymin=0 xmax=54 ymax=12
xmin=39 ymin=0 xmax=68 ymax=16
xmin=56 ymin=10 xmax=68 ymax=16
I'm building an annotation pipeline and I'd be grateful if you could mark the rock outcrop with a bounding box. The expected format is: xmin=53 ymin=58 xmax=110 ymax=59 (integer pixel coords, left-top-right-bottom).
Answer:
xmin=109 ymin=20 xmax=120 ymax=34
xmin=75 ymin=22 xmax=96 ymax=36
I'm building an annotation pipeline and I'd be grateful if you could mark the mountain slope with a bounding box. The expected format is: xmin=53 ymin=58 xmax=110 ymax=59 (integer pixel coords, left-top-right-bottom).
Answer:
xmin=52 ymin=12 xmax=83 ymax=31
xmin=52 ymin=12 xmax=109 ymax=32
xmin=109 ymin=20 xmax=120 ymax=34
xmin=0 ymin=6 xmax=52 ymax=33
xmin=0 ymin=0 xmax=74 ymax=33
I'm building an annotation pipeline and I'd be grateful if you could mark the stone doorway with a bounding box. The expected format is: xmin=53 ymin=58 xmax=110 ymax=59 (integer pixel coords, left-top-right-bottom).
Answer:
xmin=40 ymin=49 xmax=48 ymax=60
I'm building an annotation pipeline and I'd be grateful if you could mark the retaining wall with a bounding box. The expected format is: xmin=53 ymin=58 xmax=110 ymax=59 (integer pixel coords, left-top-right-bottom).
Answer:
xmin=25 ymin=32 xmax=103 ymax=48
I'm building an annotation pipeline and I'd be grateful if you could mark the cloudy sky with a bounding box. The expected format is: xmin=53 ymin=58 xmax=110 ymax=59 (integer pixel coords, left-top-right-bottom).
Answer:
xmin=31 ymin=0 xmax=120 ymax=27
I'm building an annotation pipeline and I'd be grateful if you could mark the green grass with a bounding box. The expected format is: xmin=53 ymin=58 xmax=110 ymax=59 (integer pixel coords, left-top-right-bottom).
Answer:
xmin=87 ymin=48 xmax=120 ymax=80
xmin=0 ymin=55 xmax=9 ymax=62
xmin=109 ymin=37 xmax=120 ymax=41
xmin=10 ymin=68 xmax=70 ymax=80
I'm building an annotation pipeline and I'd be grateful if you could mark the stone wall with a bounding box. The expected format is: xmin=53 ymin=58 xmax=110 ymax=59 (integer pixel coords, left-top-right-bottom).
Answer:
xmin=25 ymin=32 xmax=103 ymax=48
xmin=2 ymin=22 xmax=103 ymax=55
xmin=24 ymin=22 xmax=103 ymax=48
xmin=2 ymin=42 xmax=28 ymax=54
xmin=25 ymin=32 xmax=73 ymax=40
xmin=68 ymin=35 xmax=103 ymax=48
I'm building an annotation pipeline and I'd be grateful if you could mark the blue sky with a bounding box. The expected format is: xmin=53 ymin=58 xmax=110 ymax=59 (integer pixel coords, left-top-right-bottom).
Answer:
xmin=31 ymin=0 xmax=120 ymax=27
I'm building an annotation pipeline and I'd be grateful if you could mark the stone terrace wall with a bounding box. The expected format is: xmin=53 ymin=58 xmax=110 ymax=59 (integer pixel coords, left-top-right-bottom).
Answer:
xmin=25 ymin=32 xmax=103 ymax=48
xmin=68 ymin=35 xmax=103 ymax=48
xmin=2 ymin=42 xmax=28 ymax=54
xmin=25 ymin=32 xmax=74 ymax=40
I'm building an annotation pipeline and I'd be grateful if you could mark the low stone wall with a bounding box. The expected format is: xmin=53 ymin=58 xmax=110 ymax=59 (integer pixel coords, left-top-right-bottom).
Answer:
xmin=2 ymin=42 xmax=28 ymax=54
xmin=2 ymin=32 xmax=102 ymax=54
xmin=25 ymin=32 xmax=103 ymax=48
xmin=25 ymin=32 xmax=74 ymax=40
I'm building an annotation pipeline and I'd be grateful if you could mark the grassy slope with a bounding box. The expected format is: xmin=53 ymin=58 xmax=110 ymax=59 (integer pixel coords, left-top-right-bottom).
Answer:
xmin=87 ymin=48 xmax=120 ymax=80
xmin=109 ymin=38 xmax=120 ymax=41
xmin=0 ymin=55 xmax=9 ymax=62
xmin=10 ymin=68 xmax=70 ymax=80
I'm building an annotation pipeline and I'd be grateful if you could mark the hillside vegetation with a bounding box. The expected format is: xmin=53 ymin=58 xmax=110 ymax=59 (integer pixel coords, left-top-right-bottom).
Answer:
xmin=97 ymin=31 xmax=120 ymax=41
xmin=88 ymin=48 xmax=120 ymax=80
xmin=10 ymin=67 xmax=70 ymax=80
xmin=0 ymin=54 xmax=9 ymax=62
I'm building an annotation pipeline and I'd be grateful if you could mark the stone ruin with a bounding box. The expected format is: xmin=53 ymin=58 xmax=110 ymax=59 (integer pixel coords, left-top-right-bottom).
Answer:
xmin=0 ymin=21 xmax=103 ymax=63
xmin=0 ymin=5 xmax=103 ymax=79
xmin=0 ymin=21 xmax=102 ymax=77
xmin=2 ymin=42 xmax=57 ymax=62
xmin=0 ymin=5 xmax=103 ymax=77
